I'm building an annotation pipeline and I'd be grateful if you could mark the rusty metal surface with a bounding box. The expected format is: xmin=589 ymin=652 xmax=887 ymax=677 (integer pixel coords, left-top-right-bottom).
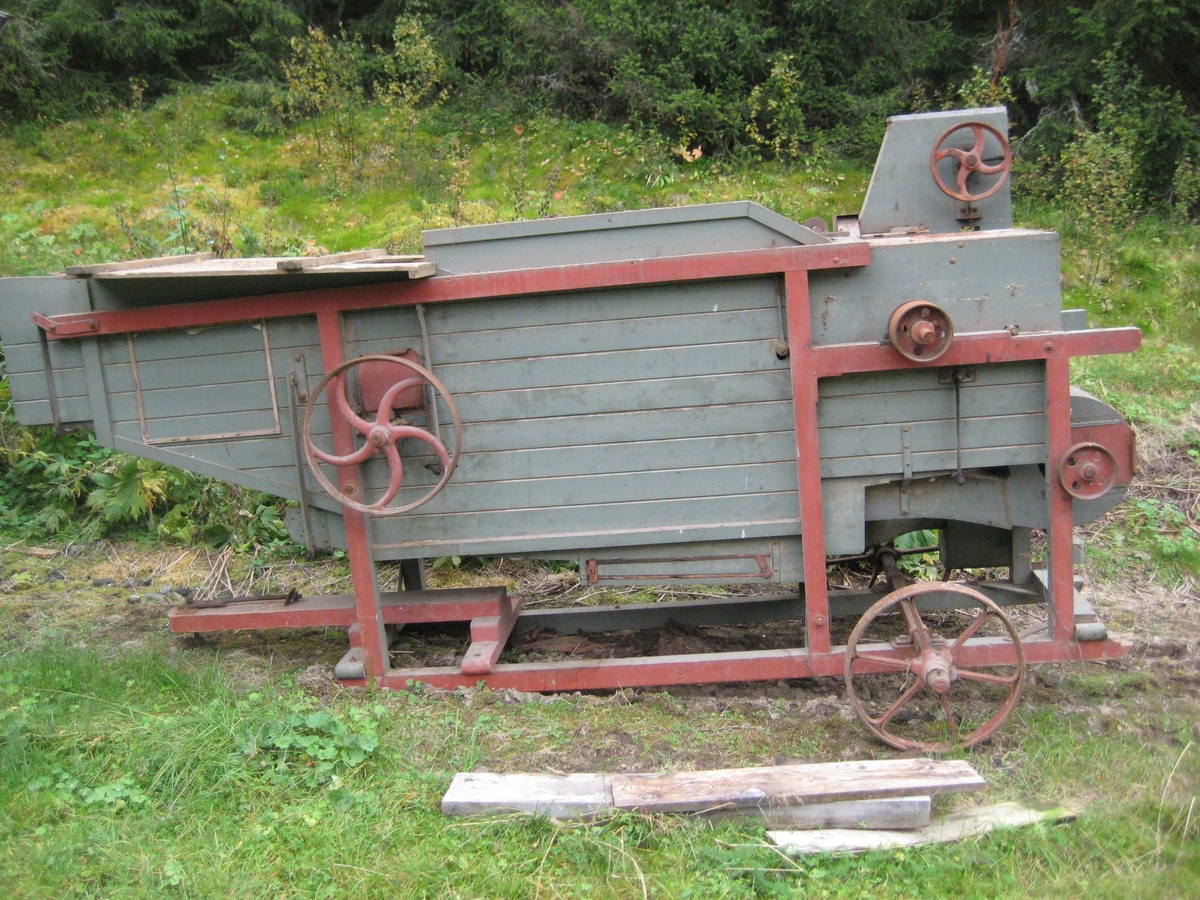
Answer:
xmin=302 ymin=353 xmax=462 ymax=515
xmin=929 ymin=121 xmax=1012 ymax=203
xmin=887 ymin=300 xmax=954 ymax=363
xmin=358 ymin=348 xmax=426 ymax=412
xmin=1059 ymin=441 xmax=1119 ymax=500
xmin=844 ymin=582 xmax=1026 ymax=751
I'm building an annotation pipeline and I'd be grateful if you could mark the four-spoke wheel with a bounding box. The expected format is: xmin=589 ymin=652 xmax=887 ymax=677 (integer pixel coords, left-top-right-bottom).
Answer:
xmin=844 ymin=582 xmax=1026 ymax=751
xmin=302 ymin=354 xmax=462 ymax=515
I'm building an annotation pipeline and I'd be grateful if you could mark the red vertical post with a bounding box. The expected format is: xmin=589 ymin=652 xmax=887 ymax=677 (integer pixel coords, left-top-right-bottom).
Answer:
xmin=784 ymin=270 xmax=830 ymax=655
xmin=316 ymin=310 xmax=390 ymax=678
xmin=1045 ymin=356 xmax=1076 ymax=641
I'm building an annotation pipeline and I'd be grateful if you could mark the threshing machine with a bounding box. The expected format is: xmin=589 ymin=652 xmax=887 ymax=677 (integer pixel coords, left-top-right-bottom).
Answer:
xmin=0 ymin=108 xmax=1141 ymax=749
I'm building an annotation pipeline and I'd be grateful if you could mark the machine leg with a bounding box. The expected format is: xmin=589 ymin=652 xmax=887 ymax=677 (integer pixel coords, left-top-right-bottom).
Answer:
xmin=317 ymin=308 xmax=390 ymax=679
xmin=785 ymin=270 xmax=831 ymax=655
xmin=1046 ymin=356 xmax=1076 ymax=641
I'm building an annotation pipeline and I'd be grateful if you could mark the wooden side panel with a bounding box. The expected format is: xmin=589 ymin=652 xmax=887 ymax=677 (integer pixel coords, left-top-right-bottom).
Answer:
xmin=808 ymin=232 xmax=1062 ymax=344
xmin=10 ymin=269 xmax=1051 ymax=563
xmin=0 ymin=276 xmax=93 ymax=426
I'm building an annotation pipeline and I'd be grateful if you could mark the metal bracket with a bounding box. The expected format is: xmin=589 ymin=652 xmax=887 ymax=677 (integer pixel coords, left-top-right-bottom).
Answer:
xmin=36 ymin=328 xmax=64 ymax=434
xmin=938 ymin=366 xmax=975 ymax=384
xmin=900 ymin=425 xmax=913 ymax=515
xmin=940 ymin=367 xmax=974 ymax=484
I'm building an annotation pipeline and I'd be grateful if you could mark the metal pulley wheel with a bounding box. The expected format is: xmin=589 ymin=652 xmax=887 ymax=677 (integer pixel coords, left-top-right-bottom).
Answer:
xmin=930 ymin=121 xmax=1013 ymax=203
xmin=302 ymin=354 xmax=462 ymax=515
xmin=1058 ymin=441 xmax=1118 ymax=500
xmin=888 ymin=299 xmax=954 ymax=362
xmin=844 ymin=582 xmax=1026 ymax=751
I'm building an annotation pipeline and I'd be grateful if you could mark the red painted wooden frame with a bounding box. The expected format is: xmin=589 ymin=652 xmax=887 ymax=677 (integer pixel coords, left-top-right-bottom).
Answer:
xmin=43 ymin=240 xmax=1143 ymax=689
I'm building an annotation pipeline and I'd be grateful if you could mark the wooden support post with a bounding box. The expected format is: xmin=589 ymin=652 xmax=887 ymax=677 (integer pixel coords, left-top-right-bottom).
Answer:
xmin=316 ymin=309 xmax=390 ymax=679
xmin=784 ymin=270 xmax=830 ymax=655
xmin=1045 ymin=356 xmax=1076 ymax=641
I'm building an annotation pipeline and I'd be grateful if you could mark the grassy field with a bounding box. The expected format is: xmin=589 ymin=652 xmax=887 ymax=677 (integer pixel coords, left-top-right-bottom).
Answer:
xmin=1 ymin=88 xmax=1199 ymax=898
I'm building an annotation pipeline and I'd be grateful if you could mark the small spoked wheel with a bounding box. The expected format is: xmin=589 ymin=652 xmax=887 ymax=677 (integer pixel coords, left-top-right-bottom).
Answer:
xmin=302 ymin=354 xmax=462 ymax=516
xmin=844 ymin=582 xmax=1026 ymax=751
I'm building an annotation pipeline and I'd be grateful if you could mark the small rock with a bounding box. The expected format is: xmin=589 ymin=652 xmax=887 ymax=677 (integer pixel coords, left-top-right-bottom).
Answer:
xmin=164 ymin=591 xmax=186 ymax=605
xmin=45 ymin=569 xmax=66 ymax=582
xmin=127 ymin=595 xmax=142 ymax=605
xmin=143 ymin=592 xmax=165 ymax=603
xmin=92 ymin=578 xmax=117 ymax=587
xmin=26 ymin=547 xmax=57 ymax=559
xmin=1144 ymin=638 xmax=1187 ymax=659
xmin=173 ymin=586 xmax=194 ymax=599
xmin=1037 ymin=669 xmax=1064 ymax=688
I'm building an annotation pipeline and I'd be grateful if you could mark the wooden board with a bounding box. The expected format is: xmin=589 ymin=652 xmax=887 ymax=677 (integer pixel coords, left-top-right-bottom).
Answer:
xmin=609 ymin=759 xmax=984 ymax=813
xmin=442 ymin=773 xmax=613 ymax=819
xmin=704 ymin=796 xmax=931 ymax=830
xmin=769 ymin=803 xmax=1077 ymax=855
xmin=65 ymin=252 xmax=435 ymax=279
xmin=441 ymin=760 xmax=983 ymax=820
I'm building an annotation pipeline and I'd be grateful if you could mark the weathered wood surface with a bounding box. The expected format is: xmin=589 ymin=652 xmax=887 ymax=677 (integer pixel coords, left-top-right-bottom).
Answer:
xmin=704 ymin=796 xmax=931 ymax=830
xmin=609 ymin=759 xmax=984 ymax=813
xmin=65 ymin=254 xmax=436 ymax=279
xmin=769 ymin=803 xmax=1076 ymax=855
xmin=65 ymin=251 xmax=215 ymax=276
xmin=442 ymin=773 xmax=614 ymax=819
xmin=442 ymin=761 xmax=981 ymax=820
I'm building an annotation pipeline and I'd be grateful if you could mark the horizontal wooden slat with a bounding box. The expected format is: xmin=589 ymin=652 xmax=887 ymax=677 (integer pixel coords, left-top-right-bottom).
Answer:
xmin=344 ymin=277 xmax=776 ymax=339
xmin=818 ymin=359 xmax=1042 ymax=398
xmin=353 ymin=307 xmax=779 ymax=367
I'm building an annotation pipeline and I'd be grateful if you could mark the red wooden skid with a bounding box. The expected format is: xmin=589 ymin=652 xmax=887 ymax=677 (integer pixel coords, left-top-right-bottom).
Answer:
xmin=36 ymin=243 xmax=870 ymax=339
xmin=461 ymin=596 xmax=524 ymax=676
xmin=343 ymin=636 xmax=1131 ymax=692
xmin=166 ymin=587 xmax=509 ymax=633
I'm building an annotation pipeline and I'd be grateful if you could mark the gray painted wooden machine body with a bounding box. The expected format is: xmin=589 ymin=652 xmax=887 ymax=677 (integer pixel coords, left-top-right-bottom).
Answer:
xmin=0 ymin=109 xmax=1131 ymax=592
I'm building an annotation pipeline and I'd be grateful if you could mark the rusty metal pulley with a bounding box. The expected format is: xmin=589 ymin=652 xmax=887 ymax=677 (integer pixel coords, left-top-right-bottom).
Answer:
xmin=1058 ymin=441 xmax=1118 ymax=500
xmin=302 ymin=353 xmax=462 ymax=516
xmin=930 ymin=121 xmax=1013 ymax=203
xmin=888 ymin=299 xmax=954 ymax=362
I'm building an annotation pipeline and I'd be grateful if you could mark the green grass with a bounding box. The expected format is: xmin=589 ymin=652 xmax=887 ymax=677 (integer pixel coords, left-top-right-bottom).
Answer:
xmin=1 ymin=638 xmax=1198 ymax=899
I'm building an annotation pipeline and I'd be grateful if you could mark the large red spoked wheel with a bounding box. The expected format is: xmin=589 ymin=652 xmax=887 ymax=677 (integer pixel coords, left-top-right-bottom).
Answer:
xmin=930 ymin=121 xmax=1012 ymax=203
xmin=844 ymin=582 xmax=1026 ymax=751
xmin=302 ymin=354 xmax=462 ymax=516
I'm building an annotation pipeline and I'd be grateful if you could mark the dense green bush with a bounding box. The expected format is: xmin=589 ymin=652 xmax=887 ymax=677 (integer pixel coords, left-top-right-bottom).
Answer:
xmin=3 ymin=0 xmax=1197 ymax=213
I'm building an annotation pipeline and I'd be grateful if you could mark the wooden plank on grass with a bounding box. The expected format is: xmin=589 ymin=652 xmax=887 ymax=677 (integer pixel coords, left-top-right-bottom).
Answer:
xmin=769 ymin=803 xmax=1077 ymax=855
xmin=442 ymin=773 xmax=613 ymax=819
xmin=704 ymin=796 xmax=931 ymax=831
xmin=610 ymin=759 xmax=984 ymax=813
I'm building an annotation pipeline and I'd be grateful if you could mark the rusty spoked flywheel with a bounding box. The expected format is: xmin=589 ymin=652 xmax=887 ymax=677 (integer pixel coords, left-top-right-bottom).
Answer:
xmin=302 ymin=354 xmax=462 ymax=516
xmin=844 ymin=582 xmax=1026 ymax=751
